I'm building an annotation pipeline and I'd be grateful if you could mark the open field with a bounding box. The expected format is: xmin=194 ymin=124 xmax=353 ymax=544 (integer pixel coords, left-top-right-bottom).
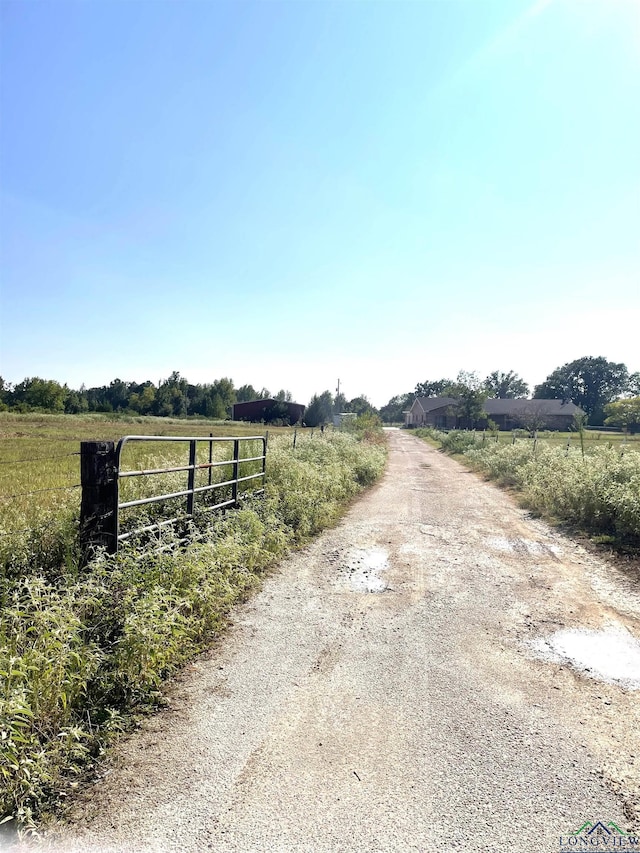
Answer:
xmin=0 ymin=412 xmax=291 ymax=532
xmin=0 ymin=412 xmax=304 ymax=573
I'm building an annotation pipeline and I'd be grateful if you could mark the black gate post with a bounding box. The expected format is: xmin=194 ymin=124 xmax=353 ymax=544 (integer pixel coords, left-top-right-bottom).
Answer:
xmin=80 ymin=441 xmax=118 ymax=562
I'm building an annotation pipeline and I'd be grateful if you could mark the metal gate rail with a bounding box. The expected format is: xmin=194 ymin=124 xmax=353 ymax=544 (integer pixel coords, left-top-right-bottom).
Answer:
xmin=114 ymin=434 xmax=267 ymax=547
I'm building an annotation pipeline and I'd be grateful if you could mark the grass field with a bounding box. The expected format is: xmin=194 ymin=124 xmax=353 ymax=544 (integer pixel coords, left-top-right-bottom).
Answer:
xmin=0 ymin=412 xmax=300 ymax=578
xmin=0 ymin=411 xmax=286 ymax=500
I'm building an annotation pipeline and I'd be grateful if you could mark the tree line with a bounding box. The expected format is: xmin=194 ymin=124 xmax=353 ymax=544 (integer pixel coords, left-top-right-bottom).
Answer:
xmin=0 ymin=372 xmax=293 ymax=421
xmin=1 ymin=356 xmax=638 ymax=430
xmin=0 ymin=372 xmax=381 ymax=428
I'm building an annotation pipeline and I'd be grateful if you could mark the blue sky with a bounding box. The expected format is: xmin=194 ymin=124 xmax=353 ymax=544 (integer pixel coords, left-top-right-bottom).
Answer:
xmin=1 ymin=0 xmax=638 ymax=407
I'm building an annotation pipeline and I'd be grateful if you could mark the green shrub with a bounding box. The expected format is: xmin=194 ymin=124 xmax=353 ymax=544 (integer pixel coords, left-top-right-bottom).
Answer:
xmin=413 ymin=427 xmax=446 ymax=443
xmin=464 ymin=443 xmax=640 ymax=544
xmin=440 ymin=430 xmax=479 ymax=455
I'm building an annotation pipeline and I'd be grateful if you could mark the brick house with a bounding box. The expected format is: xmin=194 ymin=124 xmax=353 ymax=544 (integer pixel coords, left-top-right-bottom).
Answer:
xmin=404 ymin=397 xmax=584 ymax=430
xmin=404 ymin=397 xmax=459 ymax=429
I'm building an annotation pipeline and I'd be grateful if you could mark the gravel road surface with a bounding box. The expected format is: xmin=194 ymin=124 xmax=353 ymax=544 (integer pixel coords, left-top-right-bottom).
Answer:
xmin=29 ymin=430 xmax=640 ymax=852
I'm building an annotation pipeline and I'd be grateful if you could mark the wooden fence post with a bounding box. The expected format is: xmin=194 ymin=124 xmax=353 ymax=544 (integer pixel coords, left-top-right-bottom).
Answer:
xmin=80 ymin=441 xmax=118 ymax=561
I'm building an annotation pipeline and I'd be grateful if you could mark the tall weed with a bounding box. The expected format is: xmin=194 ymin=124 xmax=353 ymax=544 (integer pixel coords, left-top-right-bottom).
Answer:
xmin=461 ymin=442 xmax=640 ymax=545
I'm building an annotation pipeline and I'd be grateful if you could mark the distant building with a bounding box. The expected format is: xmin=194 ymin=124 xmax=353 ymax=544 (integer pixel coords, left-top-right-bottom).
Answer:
xmin=232 ymin=398 xmax=305 ymax=426
xmin=482 ymin=398 xmax=584 ymax=431
xmin=333 ymin=412 xmax=358 ymax=428
xmin=404 ymin=397 xmax=584 ymax=431
xmin=404 ymin=397 xmax=459 ymax=429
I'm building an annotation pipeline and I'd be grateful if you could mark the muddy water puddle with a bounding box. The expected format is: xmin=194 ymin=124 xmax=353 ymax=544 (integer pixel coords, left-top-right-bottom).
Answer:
xmin=529 ymin=625 xmax=640 ymax=690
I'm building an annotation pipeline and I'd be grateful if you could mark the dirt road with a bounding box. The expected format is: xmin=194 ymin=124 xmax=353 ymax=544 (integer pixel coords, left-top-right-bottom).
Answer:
xmin=41 ymin=430 xmax=640 ymax=852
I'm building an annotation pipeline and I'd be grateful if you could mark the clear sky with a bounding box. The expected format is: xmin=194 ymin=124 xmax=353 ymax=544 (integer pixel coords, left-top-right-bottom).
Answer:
xmin=1 ymin=0 xmax=638 ymax=407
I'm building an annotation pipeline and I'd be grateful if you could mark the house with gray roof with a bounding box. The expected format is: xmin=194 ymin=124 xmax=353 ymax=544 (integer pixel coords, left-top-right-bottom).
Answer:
xmin=404 ymin=397 xmax=459 ymax=429
xmin=404 ymin=397 xmax=584 ymax=431
xmin=483 ymin=398 xmax=584 ymax=431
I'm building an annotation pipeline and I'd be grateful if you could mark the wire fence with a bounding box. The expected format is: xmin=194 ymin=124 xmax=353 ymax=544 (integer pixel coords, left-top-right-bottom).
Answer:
xmin=0 ymin=426 xmax=329 ymax=523
xmin=0 ymin=431 xmax=276 ymax=550
xmin=0 ymin=452 xmax=81 ymax=465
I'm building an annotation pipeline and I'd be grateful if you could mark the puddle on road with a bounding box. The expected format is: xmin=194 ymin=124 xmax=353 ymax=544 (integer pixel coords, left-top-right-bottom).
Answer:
xmin=345 ymin=548 xmax=389 ymax=593
xmin=528 ymin=626 xmax=640 ymax=690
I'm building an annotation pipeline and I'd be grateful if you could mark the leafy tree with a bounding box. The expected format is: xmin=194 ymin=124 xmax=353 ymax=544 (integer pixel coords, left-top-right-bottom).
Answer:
xmin=275 ymin=389 xmax=292 ymax=402
xmin=236 ymin=384 xmax=259 ymax=403
xmin=0 ymin=377 xmax=10 ymax=411
xmin=626 ymin=373 xmax=640 ymax=397
xmin=205 ymin=393 xmax=228 ymax=419
xmin=155 ymin=371 xmax=189 ymax=417
xmin=211 ymin=378 xmax=235 ymax=417
xmin=345 ymin=395 xmax=376 ymax=416
xmin=604 ymin=398 xmax=640 ymax=433
xmin=344 ymin=411 xmax=384 ymax=437
xmin=64 ymin=390 xmax=88 ymax=414
xmin=413 ymin=372 xmax=487 ymax=426
xmin=379 ymin=393 xmax=413 ymax=424
xmin=84 ymin=384 xmax=112 ymax=412
xmin=448 ymin=371 xmax=487 ymax=428
xmin=333 ymin=392 xmax=348 ymax=414
xmin=305 ymin=391 xmax=334 ymax=427
xmin=414 ymin=379 xmax=453 ymax=397
xmin=264 ymin=400 xmax=291 ymax=424
xmin=108 ymin=379 xmax=130 ymax=412
xmin=11 ymin=377 xmax=67 ymax=412
xmin=533 ymin=356 xmax=629 ymax=425
xmin=484 ymin=370 xmax=529 ymax=399
xmin=140 ymin=384 xmax=157 ymax=414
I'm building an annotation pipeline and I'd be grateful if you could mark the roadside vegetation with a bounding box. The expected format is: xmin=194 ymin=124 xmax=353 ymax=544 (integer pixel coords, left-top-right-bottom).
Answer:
xmin=0 ymin=416 xmax=386 ymax=834
xmin=414 ymin=428 xmax=640 ymax=551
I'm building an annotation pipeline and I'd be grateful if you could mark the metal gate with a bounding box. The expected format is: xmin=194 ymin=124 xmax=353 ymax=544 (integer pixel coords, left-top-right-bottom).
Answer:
xmin=80 ymin=434 xmax=267 ymax=556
